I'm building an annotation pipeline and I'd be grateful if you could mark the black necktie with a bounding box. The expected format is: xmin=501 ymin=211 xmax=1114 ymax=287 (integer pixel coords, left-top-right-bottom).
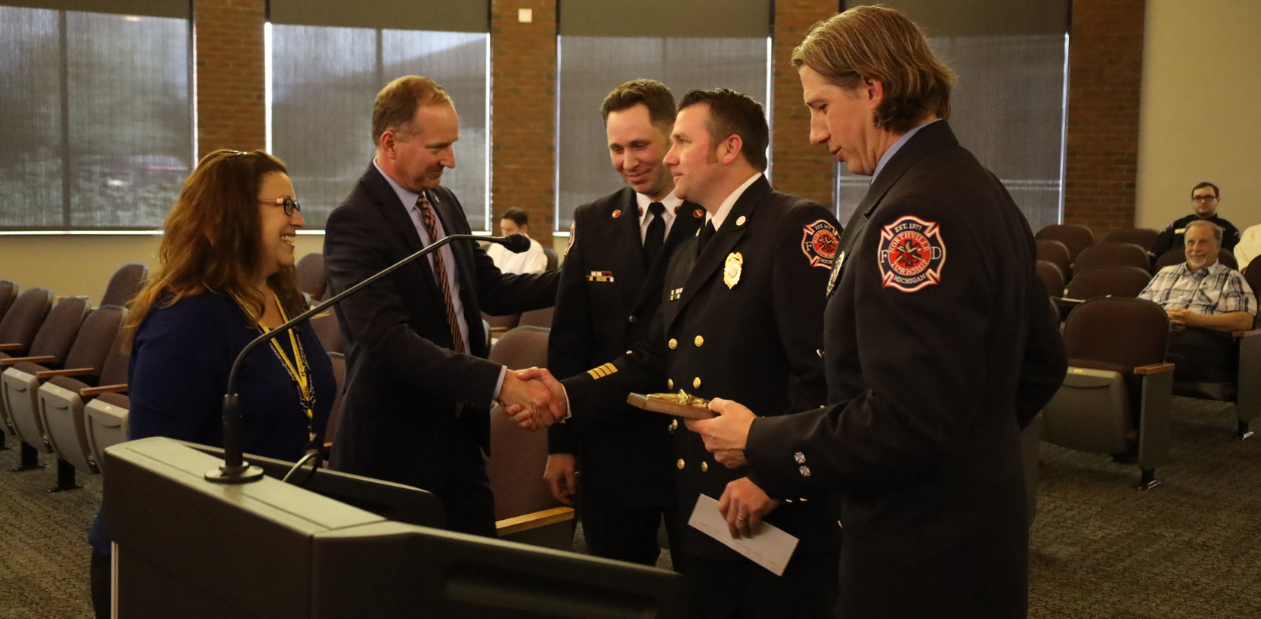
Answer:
xmin=697 ymin=221 xmax=716 ymax=256
xmin=644 ymin=202 xmax=666 ymax=266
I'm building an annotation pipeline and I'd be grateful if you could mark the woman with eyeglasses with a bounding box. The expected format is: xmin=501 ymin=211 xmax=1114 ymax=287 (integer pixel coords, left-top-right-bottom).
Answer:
xmin=87 ymin=150 xmax=335 ymax=618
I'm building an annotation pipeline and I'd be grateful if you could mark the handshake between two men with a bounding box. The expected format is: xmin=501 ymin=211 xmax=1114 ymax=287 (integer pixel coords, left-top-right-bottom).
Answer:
xmin=496 ymin=368 xmax=780 ymax=539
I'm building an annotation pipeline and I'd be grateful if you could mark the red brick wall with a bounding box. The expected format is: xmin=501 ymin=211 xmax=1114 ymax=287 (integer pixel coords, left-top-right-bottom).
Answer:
xmin=1063 ymin=0 xmax=1145 ymax=238
xmin=193 ymin=0 xmax=266 ymax=160
xmin=490 ymin=0 xmax=557 ymax=245
xmin=771 ymin=0 xmax=838 ymax=206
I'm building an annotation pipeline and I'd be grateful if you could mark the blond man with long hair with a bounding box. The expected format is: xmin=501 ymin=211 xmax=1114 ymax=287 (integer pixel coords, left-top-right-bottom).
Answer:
xmin=688 ymin=7 xmax=1067 ymax=618
xmin=89 ymin=150 xmax=336 ymax=619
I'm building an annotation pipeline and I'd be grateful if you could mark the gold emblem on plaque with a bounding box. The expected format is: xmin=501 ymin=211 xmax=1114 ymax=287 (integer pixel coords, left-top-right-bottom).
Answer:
xmin=724 ymin=252 xmax=743 ymax=289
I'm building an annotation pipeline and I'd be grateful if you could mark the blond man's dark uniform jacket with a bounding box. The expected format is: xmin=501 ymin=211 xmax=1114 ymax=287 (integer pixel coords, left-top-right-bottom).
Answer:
xmin=561 ymin=176 xmax=843 ymax=574
xmin=324 ymin=163 xmax=559 ymax=536
xmin=745 ymin=121 xmax=1067 ymax=619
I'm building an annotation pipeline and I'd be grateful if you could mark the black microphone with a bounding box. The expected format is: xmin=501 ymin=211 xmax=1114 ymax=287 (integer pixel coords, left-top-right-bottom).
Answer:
xmin=502 ymin=233 xmax=532 ymax=253
xmin=206 ymin=233 xmax=520 ymax=484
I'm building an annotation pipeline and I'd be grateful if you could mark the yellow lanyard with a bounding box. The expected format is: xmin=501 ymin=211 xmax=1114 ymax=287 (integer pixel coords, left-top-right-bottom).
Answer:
xmin=255 ymin=293 xmax=316 ymax=440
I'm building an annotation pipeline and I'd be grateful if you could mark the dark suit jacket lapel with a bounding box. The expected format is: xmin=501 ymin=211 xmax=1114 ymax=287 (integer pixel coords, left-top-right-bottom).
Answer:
xmin=363 ymin=165 xmax=441 ymax=299
xmin=669 ymin=177 xmax=769 ymax=330
xmin=631 ymin=199 xmax=704 ymax=312
xmin=610 ymin=189 xmax=649 ymax=312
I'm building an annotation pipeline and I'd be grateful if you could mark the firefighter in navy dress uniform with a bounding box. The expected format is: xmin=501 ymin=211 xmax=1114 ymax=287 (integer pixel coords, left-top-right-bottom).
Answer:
xmin=545 ymin=79 xmax=703 ymax=567
xmin=515 ymin=88 xmax=843 ymax=618
xmin=686 ymin=8 xmax=1067 ymax=619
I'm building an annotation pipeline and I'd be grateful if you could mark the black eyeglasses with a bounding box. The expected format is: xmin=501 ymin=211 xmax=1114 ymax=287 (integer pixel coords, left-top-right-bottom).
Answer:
xmin=260 ymin=197 xmax=302 ymax=216
xmin=1192 ymin=194 xmax=1218 ymax=202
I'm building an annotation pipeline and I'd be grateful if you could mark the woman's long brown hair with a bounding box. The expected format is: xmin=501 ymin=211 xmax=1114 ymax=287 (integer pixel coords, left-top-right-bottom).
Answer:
xmin=124 ymin=150 xmax=307 ymax=350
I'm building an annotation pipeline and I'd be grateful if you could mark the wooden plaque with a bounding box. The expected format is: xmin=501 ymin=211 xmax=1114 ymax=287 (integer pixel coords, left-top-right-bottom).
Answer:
xmin=627 ymin=392 xmax=716 ymax=420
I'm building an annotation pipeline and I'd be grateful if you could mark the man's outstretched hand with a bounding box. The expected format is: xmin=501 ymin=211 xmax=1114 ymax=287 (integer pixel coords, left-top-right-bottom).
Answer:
xmin=498 ymin=367 xmax=568 ymax=430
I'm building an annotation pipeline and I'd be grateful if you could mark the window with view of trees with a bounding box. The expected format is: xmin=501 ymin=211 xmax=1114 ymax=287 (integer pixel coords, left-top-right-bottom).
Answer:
xmin=0 ymin=2 xmax=192 ymax=230
xmin=268 ymin=1 xmax=490 ymax=230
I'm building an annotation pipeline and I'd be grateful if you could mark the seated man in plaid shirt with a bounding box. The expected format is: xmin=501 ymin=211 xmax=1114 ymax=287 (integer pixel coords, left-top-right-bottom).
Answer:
xmin=1139 ymin=219 xmax=1258 ymax=383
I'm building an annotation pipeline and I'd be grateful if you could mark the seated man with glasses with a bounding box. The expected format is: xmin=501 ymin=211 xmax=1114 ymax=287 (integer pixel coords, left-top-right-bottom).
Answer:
xmin=1139 ymin=219 xmax=1257 ymax=384
xmin=1151 ymin=182 xmax=1243 ymax=257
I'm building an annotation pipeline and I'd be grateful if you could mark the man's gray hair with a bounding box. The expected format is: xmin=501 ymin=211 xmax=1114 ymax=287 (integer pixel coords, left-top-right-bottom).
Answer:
xmin=1184 ymin=219 xmax=1223 ymax=243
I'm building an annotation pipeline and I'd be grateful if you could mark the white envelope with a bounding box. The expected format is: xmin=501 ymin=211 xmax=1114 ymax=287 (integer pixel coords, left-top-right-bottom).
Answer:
xmin=687 ymin=493 xmax=799 ymax=576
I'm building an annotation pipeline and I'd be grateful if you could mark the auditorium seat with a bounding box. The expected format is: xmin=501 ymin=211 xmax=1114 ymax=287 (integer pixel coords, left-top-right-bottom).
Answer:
xmin=1064 ymin=266 xmax=1152 ymax=300
xmin=1036 ymin=261 xmax=1065 ymax=298
xmin=1172 ymin=326 xmax=1261 ymax=439
xmin=42 ymin=325 xmax=129 ymax=476
xmin=483 ymin=312 xmax=520 ymax=337
xmin=1153 ymin=248 xmax=1239 ymax=273
xmin=32 ymin=307 xmax=127 ymax=487
xmin=322 ymin=352 xmax=345 ymax=458
xmin=484 ymin=326 xmax=575 ymax=547
xmin=1041 ymin=297 xmax=1173 ymax=489
xmin=0 ymin=280 xmax=17 ymax=324
xmin=1245 ymin=255 xmax=1261 ymax=279
xmin=1 ymin=296 xmax=91 ymax=473
xmin=295 ymin=253 xmax=326 ymax=303
xmin=310 ymin=307 xmax=342 ymax=353
xmin=1037 ymin=240 xmax=1072 ymax=283
xmin=100 ymin=264 xmax=148 ymax=308
xmin=519 ymin=306 xmax=554 ymax=329
xmin=1036 ymin=224 xmax=1095 ymax=264
xmin=1244 ymin=256 xmax=1261 ymax=304
xmin=84 ymin=392 xmax=131 ymax=474
xmin=1073 ymin=243 xmax=1151 ymax=275
xmin=543 ymin=247 xmax=558 ymax=271
xmin=0 ymin=287 xmax=53 ymax=448
xmin=1102 ymin=227 xmax=1160 ymax=253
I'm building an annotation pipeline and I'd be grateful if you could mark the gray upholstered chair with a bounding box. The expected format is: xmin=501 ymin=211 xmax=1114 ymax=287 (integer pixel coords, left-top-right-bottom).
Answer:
xmin=0 ymin=287 xmax=53 ymax=449
xmin=1036 ymin=260 xmax=1065 ymax=299
xmin=1102 ymin=227 xmax=1160 ymax=253
xmin=484 ymin=326 xmax=574 ymax=546
xmin=1073 ymin=243 xmax=1151 ymax=275
xmin=100 ymin=264 xmax=148 ymax=308
xmin=36 ymin=306 xmax=127 ymax=485
xmin=1 ymin=296 xmax=91 ymax=474
xmin=1036 ymin=223 xmax=1095 ymax=264
xmin=1042 ymin=297 xmax=1174 ymax=489
xmin=1064 ymin=266 xmax=1152 ymax=300
xmin=1037 ymin=240 xmax=1071 ymax=284
xmin=519 ymin=306 xmax=554 ymax=329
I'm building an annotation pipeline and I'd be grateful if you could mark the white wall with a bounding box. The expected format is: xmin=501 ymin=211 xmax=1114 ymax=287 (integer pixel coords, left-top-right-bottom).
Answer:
xmin=1136 ymin=0 xmax=1261 ymax=233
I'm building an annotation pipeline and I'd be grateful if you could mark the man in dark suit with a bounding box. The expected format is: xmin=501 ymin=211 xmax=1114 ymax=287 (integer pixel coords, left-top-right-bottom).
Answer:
xmin=518 ymin=88 xmax=843 ymax=618
xmin=324 ymin=75 xmax=561 ymax=537
xmin=688 ymin=7 xmax=1067 ymax=619
xmin=545 ymin=79 xmax=704 ymax=567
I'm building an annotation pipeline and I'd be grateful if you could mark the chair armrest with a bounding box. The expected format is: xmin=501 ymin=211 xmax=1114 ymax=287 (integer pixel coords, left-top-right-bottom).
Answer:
xmin=495 ymin=506 xmax=574 ymax=537
xmin=1135 ymin=363 xmax=1175 ymax=375
xmin=80 ymin=383 xmax=128 ymax=397
xmin=0 ymin=343 xmax=24 ymax=351
xmin=490 ymin=326 xmax=510 ymax=334
xmin=0 ymin=355 xmax=55 ymax=367
xmin=1232 ymin=329 xmax=1261 ymax=338
xmin=35 ymin=367 xmax=94 ymax=381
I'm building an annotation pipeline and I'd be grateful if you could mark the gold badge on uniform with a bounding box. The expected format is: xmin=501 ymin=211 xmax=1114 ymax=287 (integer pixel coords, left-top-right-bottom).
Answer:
xmin=724 ymin=252 xmax=743 ymax=289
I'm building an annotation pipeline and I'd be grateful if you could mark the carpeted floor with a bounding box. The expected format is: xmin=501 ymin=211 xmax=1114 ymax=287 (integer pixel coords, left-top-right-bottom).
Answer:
xmin=2 ymin=397 xmax=1259 ymax=618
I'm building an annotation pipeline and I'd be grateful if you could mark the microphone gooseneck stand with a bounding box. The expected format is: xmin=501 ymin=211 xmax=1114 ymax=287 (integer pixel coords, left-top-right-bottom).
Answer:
xmin=205 ymin=233 xmax=530 ymax=484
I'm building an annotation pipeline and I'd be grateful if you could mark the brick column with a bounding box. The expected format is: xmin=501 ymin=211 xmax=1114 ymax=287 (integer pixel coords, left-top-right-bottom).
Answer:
xmin=490 ymin=0 xmax=557 ymax=245
xmin=194 ymin=0 xmax=266 ymax=159
xmin=771 ymin=0 xmax=838 ymax=206
xmin=1063 ymin=0 xmax=1145 ymax=237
